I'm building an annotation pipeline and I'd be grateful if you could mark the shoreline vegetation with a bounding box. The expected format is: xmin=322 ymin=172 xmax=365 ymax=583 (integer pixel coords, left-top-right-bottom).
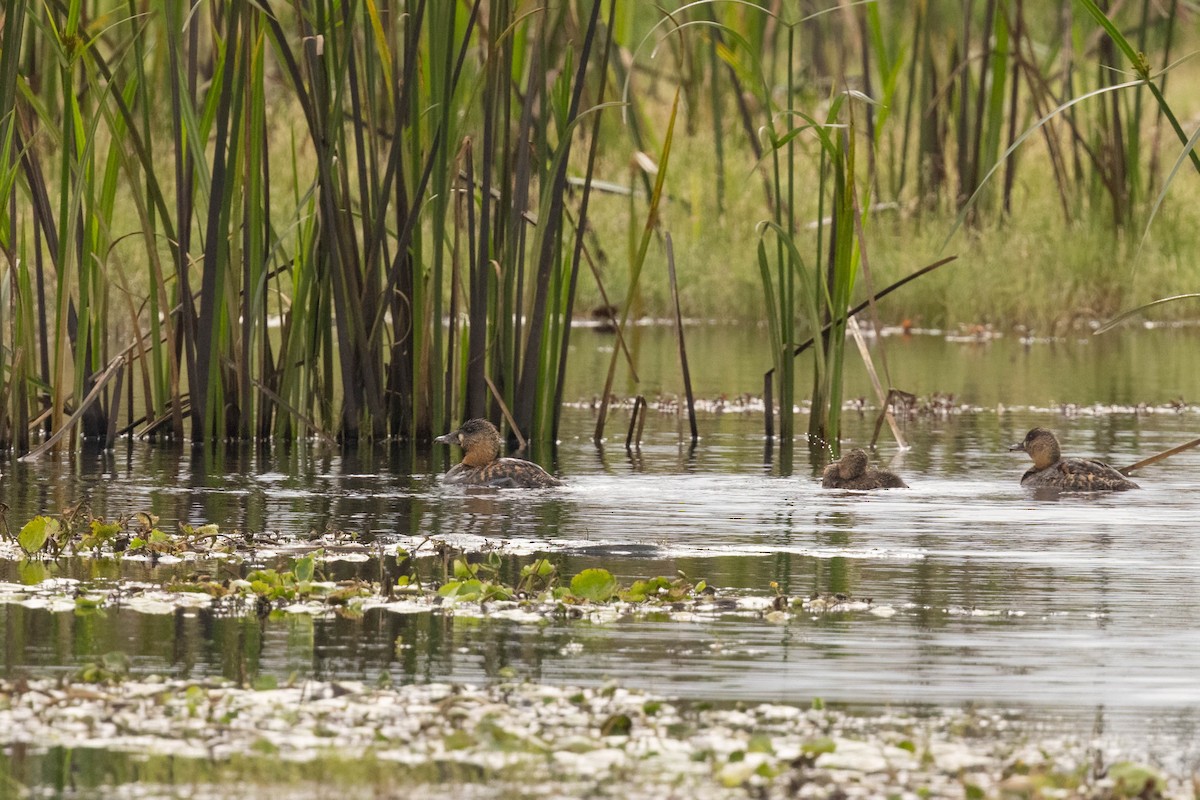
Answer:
xmin=0 ymin=519 xmax=1189 ymax=798
xmin=1 ymin=2 xmax=1199 ymax=450
xmin=0 ymin=677 xmax=1184 ymax=800
xmin=4 ymin=4 xmax=1200 ymax=797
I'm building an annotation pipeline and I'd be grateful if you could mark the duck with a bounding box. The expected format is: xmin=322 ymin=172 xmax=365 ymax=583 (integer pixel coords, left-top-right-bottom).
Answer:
xmin=434 ymin=418 xmax=562 ymax=489
xmin=1008 ymin=427 xmax=1139 ymax=491
xmin=821 ymin=448 xmax=908 ymax=490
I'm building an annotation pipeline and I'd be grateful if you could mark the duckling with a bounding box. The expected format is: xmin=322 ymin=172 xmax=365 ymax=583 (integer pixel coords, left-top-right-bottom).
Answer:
xmin=821 ymin=448 xmax=908 ymax=490
xmin=435 ymin=418 xmax=562 ymax=489
xmin=1008 ymin=427 xmax=1139 ymax=492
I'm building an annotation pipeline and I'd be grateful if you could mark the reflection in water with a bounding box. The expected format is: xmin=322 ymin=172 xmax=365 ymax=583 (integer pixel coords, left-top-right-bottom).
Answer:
xmin=2 ymin=332 xmax=1200 ymax=743
xmin=1 ymin=411 xmax=1198 ymax=719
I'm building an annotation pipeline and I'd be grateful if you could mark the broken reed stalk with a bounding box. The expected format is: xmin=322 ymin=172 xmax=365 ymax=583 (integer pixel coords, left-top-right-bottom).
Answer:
xmin=19 ymin=355 xmax=125 ymax=461
xmin=767 ymin=254 xmax=959 ymax=377
xmin=568 ymin=205 xmax=640 ymax=383
xmin=665 ymin=234 xmax=698 ymax=444
xmin=250 ymin=378 xmax=338 ymax=447
xmin=846 ymin=317 xmax=906 ymax=450
xmin=105 ymin=363 xmax=125 ymax=450
xmin=1119 ymin=436 xmax=1200 ymax=476
xmin=593 ymin=91 xmax=680 ymax=444
xmin=485 ymin=375 xmax=526 ymax=453
xmin=763 ymin=372 xmax=774 ymax=440
xmin=761 ymin=255 xmax=959 ymax=441
xmin=870 ymin=388 xmax=916 ymax=450
xmin=626 ymin=395 xmax=646 ymax=451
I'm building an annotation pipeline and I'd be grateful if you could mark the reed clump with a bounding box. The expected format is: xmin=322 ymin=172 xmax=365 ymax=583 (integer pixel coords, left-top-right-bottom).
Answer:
xmin=0 ymin=1 xmax=1197 ymax=455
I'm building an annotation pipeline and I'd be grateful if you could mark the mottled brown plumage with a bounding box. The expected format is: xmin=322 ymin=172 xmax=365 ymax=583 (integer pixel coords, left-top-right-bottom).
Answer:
xmin=821 ymin=448 xmax=908 ymax=490
xmin=435 ymin=418 xmax=562 ymax=489
xmin=1008 ymin=427 xmax=1139 ymax=492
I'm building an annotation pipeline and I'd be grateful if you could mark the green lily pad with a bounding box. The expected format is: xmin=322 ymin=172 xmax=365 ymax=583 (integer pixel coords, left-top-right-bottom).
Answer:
xmin=570 ymin=568 xmax=618 ymax=602
xmin=18 ymin=516 xmax=58 ymax=557
xmin=802 ymin=736 xmax=836 ymax=755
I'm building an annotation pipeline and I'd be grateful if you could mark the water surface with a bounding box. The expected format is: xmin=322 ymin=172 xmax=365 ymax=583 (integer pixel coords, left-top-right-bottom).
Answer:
xmin=2 ymin=329 xmax=1199 ymax=752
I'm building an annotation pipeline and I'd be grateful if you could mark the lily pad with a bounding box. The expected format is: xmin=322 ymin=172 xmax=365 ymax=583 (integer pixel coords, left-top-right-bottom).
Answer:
xmin=18 ymin=516 xmax=58 ymax=557
xmin=802 ymin=736 xmax=836 ymax=755
xmin=570 ymin=569 xmax=618 ymax=602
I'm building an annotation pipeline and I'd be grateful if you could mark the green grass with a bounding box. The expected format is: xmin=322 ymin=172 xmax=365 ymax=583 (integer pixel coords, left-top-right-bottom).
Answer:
xmin=576 ymin=123 xmax=1200 ymax=330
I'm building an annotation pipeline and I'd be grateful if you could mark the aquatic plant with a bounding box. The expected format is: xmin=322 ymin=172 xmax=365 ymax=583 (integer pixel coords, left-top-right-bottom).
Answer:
xmin=592 ymin=91 xmax=681 ymax=444
xmin=434 ymin=558 xmax=710 ymax=608
xmin=15 ymin=515 xmax=62 ymax=558
xmin=1084 ymin=1 xmax=1200 ymax=336
xmin=6 ymin=504 xmax=132 ymax=558
xmin=568 ymin=567 xmax=619 ymax=602
xmin=0 ymin=0 xmax=619 ymax=451
xmin=4 ymin=676 xmax=1178 ymax=800
xmin=0 ymin=1 xmax=1195 ymax=456
xmin=437 ymin=552 xmax=516 ymax=603
xmin=76 ymin=651 xmax=131 ymax=685
xmin=0 ymin=505 xmax=235 ymax=559
xmin=1 ymin=515 xmax=741 ymax=615
xmin=756 ymin=87 xmax=872 ymax=457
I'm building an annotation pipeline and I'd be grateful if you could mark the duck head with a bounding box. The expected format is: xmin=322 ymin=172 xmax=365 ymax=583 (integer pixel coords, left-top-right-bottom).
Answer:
xmin=1009 ymin=427 xmax=1061 ymax=470
xmin=435 ymin=418 xmax=503 ymax=467
xmin=836 ymin=448 xmax=870 ymax=480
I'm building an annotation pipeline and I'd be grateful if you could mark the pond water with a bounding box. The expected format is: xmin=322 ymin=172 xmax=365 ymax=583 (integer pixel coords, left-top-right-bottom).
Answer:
xmin=3 ymin=326 xmax=1200 ymax=769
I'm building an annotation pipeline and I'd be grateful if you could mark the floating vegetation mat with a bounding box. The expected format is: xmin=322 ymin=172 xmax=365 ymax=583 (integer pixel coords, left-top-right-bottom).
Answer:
xmin=0 ymin=510 xmax=919 ymax=621
xmin=0 ymin=677 xmax=1184 ymax=800
xmin=0 ymin=572 xmax=894 ymax=623
xmin=564 ymin=392 xmax=1198 ymax=419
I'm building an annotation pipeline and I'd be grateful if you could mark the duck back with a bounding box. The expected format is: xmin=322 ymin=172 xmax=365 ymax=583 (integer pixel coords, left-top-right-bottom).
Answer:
xmin=1021 ymin=457 xmax=1139 ymax=492
xmin=445 ymin=457 xmax=562 ymax=489
xmin=822 ymin=466 xmax=908 ymax=490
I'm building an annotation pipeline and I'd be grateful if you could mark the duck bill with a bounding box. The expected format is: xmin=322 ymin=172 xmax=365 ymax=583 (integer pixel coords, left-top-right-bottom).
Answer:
xmin=434 ymin=431 xmax=457 ymax=445
xmin=1007 ymin=441 xmax=1025 ymax=452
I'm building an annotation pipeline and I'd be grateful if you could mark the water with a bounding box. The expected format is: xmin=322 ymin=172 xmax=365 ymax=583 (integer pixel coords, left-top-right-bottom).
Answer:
xmin=2 ymin=327 xmax=1200 ymax=750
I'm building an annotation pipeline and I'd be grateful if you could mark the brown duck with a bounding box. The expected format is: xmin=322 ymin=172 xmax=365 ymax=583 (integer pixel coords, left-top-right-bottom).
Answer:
xmin=435 ymin=418 xmax=562 ymax=489
xmin=821 ymin=448 xmax=908 ymax=490
xmin=1009 ymin=427 xmax=1139 ymax=492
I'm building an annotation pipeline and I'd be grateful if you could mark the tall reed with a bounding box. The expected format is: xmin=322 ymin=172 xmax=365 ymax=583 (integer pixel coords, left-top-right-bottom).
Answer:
xmin=0 ymin=0 xmax=619 ymax=453
xmin=698 ymin=6 xmax=877 ymax=457
xmin=0 ymin=0 xmax=1194 ymax=457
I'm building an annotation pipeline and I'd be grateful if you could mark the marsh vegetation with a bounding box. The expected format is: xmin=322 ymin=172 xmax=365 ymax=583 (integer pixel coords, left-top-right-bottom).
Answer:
xmin=1 ymin=0 xmax=1198 ymax=454
xmin=3 ymin=3 xmax=1200 ymax=796
xmin=2 ymin=386 xmax=1200 ymax=796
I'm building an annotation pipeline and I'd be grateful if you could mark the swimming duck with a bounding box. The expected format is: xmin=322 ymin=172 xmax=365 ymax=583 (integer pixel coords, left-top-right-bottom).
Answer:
xmin=1008 ymin=427 xmax=1139 ymax=491
xmin=821 ymin=448 xmax=908 ymax=490
xmin=435 ymin=418 xmax=562 ymax=488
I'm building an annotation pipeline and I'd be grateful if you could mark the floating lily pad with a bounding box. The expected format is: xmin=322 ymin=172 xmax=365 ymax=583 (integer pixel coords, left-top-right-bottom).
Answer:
xmin=570 ymin=568 xmax=618 ymax=602
xmin=802 ymin=736 xmax=836 ymax=755
xmin=18 ymin=516 xmax=57 ymax=557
